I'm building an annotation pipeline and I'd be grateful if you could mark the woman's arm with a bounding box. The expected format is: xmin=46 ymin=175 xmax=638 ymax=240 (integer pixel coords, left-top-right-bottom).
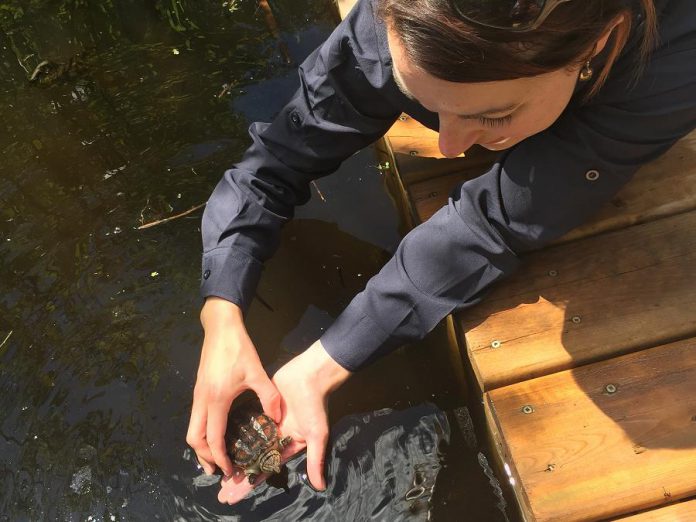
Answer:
xmin=320 ymin=4 xmax=696 ymax=370
xmin=200 ymin=0 xmax=400 ymax=311
xmin=189 ymin=0 xmax=400 ymax=479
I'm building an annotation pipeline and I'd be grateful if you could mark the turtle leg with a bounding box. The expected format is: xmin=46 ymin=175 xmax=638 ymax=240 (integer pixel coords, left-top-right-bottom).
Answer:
xmin=279 ymin=436 xmax=292 ymax=448
xmin=247 ymin=473 xmax=257 ymax=485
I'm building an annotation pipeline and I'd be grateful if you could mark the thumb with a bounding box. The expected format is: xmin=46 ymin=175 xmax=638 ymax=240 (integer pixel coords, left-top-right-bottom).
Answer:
xmin=305 ymin=429 xmax=329 ymax=491
xmin=249 ymin=374 xmax=282 ymax=424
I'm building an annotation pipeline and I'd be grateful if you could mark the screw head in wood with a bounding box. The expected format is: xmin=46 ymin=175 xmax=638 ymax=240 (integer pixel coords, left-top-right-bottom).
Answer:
xmin=491 ymin=340 xmax=501 ymax=349
xmin=521 ymin=405 xmax=535 ymax=414
xmin=571 ymin=315 xmax=582 ymax=324
xmin=585 ymin=169 xmax=600 ymax=181
xmin=548 ymin=270 xmax=558 ymax=277
xmin=605 ymin=383 xmax=618 ymax=394
xmin=409 ymin=150 xmax=419 ymax=156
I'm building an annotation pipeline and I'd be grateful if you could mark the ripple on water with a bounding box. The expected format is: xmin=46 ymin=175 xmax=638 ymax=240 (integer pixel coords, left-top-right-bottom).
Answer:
xmin=197 ymin=403 xmax=449 ymax=521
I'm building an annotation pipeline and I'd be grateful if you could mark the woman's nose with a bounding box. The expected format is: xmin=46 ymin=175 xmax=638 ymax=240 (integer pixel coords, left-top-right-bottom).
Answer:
xmin=438 ymin=115 xmax=481 ymax=158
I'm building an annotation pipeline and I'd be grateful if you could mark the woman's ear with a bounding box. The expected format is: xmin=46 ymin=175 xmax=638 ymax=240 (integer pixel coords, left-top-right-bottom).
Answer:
xmin=594 ymin=15 xmax=626 ymax=57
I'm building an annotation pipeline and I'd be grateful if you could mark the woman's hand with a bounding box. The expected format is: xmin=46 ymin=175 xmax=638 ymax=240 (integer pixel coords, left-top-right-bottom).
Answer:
xmin=218 ymin=339 xmax=351 ymax=504
xmin=187 ymin=297 xmax=282 ymax=477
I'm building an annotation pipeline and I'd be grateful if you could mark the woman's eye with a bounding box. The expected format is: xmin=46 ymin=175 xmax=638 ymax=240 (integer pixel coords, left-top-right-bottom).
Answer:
xmin=478 ymin=114 xmax=513 ymax=127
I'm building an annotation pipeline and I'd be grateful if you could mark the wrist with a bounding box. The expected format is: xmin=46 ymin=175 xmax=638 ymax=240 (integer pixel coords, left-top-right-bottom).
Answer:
xmin=301 ymin=340 xmax=352 ymax=394
xmin=200 ymin=297 xmax=244 ymax=330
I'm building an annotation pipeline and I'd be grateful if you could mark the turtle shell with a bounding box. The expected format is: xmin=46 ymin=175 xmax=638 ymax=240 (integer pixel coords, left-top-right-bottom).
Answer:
xmin=230 ymin=413 xmax=279 ymax=467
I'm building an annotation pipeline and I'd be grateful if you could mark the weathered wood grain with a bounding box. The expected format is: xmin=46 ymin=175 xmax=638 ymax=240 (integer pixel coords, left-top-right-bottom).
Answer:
xmin=613 ymin=498 xmax=696 ymax=521
xmin=386 ymin=115 xmax=443 ymax=159
xmin=461 ymin=210 xmax=696 ymax=391
xmin=486 ymin=338 xmax=696 ymax=522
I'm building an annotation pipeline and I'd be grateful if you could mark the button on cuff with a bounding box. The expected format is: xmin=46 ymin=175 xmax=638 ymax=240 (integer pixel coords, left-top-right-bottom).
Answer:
xmin=289 ymin=110 xmax=302 ymax=129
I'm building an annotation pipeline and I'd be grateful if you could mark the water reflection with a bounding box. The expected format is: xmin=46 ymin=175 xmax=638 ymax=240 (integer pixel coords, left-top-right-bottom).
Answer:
xmin=191 ymin=404 xmax=448 ymax=521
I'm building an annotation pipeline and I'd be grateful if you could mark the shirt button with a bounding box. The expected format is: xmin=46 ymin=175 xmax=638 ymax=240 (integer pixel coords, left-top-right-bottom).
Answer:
xmin=290 ymin=111 xmax=301 ymax=128
xmin=203 ymin=269 xmax=211 ymax=280
xmin=585 ymin=169 xmax=600 ymax=181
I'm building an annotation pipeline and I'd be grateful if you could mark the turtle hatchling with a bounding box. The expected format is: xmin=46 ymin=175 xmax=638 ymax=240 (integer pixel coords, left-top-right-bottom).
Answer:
xmin=229 ymin=413 xmax=291 ymax=484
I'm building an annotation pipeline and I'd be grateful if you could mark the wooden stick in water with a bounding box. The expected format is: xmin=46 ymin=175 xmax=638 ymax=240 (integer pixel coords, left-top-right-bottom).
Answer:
xmin=138 ymin=203 xmax=206 ymax=230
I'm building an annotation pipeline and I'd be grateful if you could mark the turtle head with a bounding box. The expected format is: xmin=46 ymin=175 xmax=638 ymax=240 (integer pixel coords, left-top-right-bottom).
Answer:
xmin=259 ymin=449 xmax=282 ymax=475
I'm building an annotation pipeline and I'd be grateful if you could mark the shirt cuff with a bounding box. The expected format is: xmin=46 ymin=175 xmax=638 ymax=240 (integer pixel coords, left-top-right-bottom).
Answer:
xmin=200 ymin=249 xmax=263 ymax=315
xmin=320 ymin=290 xmax=409 ymax=371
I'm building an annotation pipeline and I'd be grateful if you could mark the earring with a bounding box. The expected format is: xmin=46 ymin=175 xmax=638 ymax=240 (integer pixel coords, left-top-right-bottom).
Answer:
xmin=579 ymin=60 xmax=594 ymax=81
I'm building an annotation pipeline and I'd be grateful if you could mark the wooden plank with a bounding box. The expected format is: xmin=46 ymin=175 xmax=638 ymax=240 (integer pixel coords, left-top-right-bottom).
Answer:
xmin=386 ymin=114 xmax=443 ymax=159
xmin=409 ymin=172 xmax=469 ymax=222
xmin=460 ymin=209 xmax=696 ymax=391
xmin=613 ymin=498 xmax=696 ymax=521
xmin=335 ymin=0 xmax=357 ymax=19
xmin=405 ymin=148 xmax=501 ymax=219
xmin=486 ymin=338 xmax=696 ymax=522
xmin=484 ymin=393 xmax=535 ymax=522
xmin=385 ymin=115 xmax=501 ymax=186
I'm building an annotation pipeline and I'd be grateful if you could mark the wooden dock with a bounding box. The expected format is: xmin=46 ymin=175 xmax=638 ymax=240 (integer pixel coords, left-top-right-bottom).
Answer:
xmin=334 ymin=1 xmax=696 ymax=519
xmin=380 ymin=115 xmax=696 ymax=522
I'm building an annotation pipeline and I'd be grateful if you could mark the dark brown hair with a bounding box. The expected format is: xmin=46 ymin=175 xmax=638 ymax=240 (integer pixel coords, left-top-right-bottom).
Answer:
xmin=378 ymin=0 xmax=658 ymax=98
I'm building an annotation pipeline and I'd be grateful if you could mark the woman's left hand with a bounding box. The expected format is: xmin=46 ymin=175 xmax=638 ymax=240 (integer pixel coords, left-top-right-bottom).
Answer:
xmin=218 ymin=340 xmax=351 ymax=504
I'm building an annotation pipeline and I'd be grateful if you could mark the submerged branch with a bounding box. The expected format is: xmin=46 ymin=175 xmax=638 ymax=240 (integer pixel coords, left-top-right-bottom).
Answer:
xmin=0 ymin=331 xmax=13 ymax=351
xmin=137 ymin=202 xmax=206 ymax=230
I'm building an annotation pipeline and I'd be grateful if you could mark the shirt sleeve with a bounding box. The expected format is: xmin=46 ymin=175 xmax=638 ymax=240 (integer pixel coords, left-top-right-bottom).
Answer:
xmin=200 ymin=0 xmax=400 ymax=311
xmin=320 ymin=10 xmax=696 ymax=370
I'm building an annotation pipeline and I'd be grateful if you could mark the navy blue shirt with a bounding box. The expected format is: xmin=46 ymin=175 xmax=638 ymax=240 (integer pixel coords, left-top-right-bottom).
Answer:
xmin=201 ymin=0 xmax=696 ymax=371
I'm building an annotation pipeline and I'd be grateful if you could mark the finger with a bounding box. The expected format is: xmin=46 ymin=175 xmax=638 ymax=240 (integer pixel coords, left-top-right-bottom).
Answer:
xmin=305 ymin=430 xmax=329 ymax=491
xmin=195 ymin=453 xmax=216 ymax=476
xmin=187 ymin=395 xmax=216 ymax=475
xmin=206 ymin=402 xmax=235 ymax=477
xmin=249 ymin=374 xmax=282 ymax=423
xmin=218 ymin=474 xmax=255 ymax=504
xmin=218 ymin=440 xmax=306 ymax=505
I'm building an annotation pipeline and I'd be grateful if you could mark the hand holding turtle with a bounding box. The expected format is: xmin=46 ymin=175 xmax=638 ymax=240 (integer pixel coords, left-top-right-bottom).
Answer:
xmin=187 ymin=297 xmax=282 ymax=477
xmin=218 ymin=339 xmax=351 ymax=504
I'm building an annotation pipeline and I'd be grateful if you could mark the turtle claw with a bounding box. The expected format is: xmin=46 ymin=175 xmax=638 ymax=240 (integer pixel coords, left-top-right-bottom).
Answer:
xmin=247 ymin=473 xmax=257 ymax=485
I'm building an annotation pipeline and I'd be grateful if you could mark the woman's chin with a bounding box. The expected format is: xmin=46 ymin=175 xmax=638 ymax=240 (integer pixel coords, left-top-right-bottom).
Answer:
xmin=479 ymin=137 xmax=517 ymax=151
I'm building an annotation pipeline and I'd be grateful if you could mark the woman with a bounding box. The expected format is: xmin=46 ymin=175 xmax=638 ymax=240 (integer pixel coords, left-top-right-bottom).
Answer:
xmin=186 ymin=0 xmax=696 ymax=503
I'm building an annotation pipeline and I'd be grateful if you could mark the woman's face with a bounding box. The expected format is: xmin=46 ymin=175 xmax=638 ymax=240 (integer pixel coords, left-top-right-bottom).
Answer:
xmin=387 ymin=27 xmax=583 ymax=158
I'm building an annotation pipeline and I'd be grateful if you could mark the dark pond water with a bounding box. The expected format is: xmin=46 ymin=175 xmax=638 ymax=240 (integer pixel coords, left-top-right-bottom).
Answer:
xmin=0 ymin=1 xmax=514 ymax=520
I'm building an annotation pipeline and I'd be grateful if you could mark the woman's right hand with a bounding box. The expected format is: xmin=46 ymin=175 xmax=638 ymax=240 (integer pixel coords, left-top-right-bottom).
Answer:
xmin=186 ymin=297 xmax=281 ymax=477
